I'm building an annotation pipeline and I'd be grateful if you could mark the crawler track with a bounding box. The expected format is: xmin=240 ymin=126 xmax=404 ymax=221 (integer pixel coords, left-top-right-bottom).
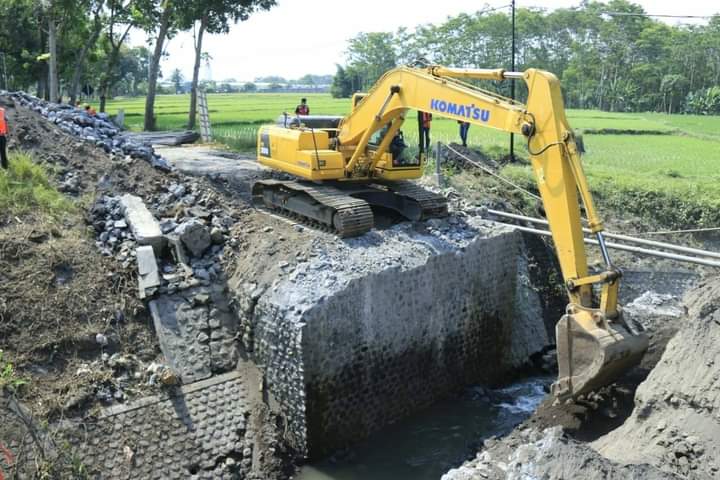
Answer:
xmin=252 ymin=180 xmax=374 ymax=237
xmin=252 ymin=179 xmax=448 ymax=238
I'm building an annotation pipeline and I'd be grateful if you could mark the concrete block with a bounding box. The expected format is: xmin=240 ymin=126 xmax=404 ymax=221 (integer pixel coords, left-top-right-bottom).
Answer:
xmin=136 ymin=245 xmax=160 ymax=299
xmin=120 ymin=194 xmax=164 ymax=254
xmin=166 ymin=233 xmax=190 ymax=265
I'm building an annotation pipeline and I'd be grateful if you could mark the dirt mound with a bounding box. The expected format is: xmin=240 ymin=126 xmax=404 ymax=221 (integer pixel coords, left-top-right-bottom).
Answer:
xmin=442 ymin=143 xmax=501 ymax=171
xmin=593 ymin=278 xmax=720 ymax=479
xmin=0 ymin=96 xmax=297 ymax=478
xmin=0 ymin=215 xmax=157 ymax=417
xmin=443 ymin=426 xmax=679 ymax=480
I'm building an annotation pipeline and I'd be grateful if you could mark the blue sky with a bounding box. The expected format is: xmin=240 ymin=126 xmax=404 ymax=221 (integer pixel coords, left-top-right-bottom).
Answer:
xmin=129 ymin=0 xmax=718 ymax=82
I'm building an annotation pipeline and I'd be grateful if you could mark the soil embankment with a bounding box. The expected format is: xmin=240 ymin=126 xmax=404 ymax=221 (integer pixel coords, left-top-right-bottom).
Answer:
xmin=0 ymin=95 xmax=294 ymax=478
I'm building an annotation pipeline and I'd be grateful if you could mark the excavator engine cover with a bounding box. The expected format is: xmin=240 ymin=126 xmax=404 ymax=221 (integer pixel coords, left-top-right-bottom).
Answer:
xmin=552 ymin=306 xmax=649 ymax=400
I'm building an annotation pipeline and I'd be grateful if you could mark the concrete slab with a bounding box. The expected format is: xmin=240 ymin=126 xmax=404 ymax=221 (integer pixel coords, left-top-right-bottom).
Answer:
xmin=64 ymin=371 xmax=251 ymax=479
xmin=120 ymin=194 xmax=164 ymax=254
xmin=157 ymin=145 xmax=266 ymax=177
xmin=137 ymin=245 xmax=160 ymax=299
xmin=156 ymin=146 xmax=271 ymax=200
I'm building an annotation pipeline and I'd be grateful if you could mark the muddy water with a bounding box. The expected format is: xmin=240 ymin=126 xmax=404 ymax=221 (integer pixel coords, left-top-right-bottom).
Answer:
xmin=296 ymin=376 xmax=550 ymax=480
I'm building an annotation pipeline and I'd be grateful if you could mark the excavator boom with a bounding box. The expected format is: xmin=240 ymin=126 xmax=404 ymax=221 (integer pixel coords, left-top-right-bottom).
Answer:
xmin=254 ymin=64 xmax=648 ymax=399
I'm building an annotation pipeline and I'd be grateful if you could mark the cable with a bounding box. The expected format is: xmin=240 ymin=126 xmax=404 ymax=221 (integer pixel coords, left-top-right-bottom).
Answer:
xmin=524 ymin=112 xmax=564 ymax=156
xmin=444 ymin=143 xmax=541 ymax=201
xmin=599 ymin=11 xmax=715 ymax=19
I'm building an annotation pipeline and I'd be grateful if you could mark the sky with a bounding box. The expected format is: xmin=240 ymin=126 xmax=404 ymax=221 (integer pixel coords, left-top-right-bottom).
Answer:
xmin=128 ymin=0 xmax=719 ymax=83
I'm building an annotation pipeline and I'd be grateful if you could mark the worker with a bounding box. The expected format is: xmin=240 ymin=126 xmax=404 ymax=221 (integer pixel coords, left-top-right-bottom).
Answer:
xmin=295 ymin=98 xmax=309 ymax=116
xmin=418 ymin=111 xmax=432 ymax=154
xmin=458 ymin=120 xmax=470 ymax=147
xmin=0 ymin=107 xmax=8 ymax=170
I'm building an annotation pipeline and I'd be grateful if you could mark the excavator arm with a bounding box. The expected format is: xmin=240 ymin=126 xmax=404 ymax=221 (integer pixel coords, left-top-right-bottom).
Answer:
xmin=340 ymin=66 xmax=648 ymax=399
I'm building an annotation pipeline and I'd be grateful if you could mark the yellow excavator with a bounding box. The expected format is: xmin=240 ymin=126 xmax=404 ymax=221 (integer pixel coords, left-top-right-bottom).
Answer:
xmin=252 ymin=65 xmax=648 ymax=400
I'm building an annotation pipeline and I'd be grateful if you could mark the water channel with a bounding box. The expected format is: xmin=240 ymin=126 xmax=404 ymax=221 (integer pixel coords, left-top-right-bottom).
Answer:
xmin=296 ymin=376 xmax=551 ymax=480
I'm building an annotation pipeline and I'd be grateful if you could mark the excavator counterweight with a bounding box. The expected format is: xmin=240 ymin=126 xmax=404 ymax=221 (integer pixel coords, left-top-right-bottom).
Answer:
xmin=252 ymin=64 xmax=648 ymax=399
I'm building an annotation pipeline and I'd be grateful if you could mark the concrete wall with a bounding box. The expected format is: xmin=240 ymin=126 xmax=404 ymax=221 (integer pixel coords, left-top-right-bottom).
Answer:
xmin=231 ymin=221 xmax=549 ymax=458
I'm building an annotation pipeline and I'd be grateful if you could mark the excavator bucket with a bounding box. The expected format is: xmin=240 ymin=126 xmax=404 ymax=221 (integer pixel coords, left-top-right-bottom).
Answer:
xmin=551 ymin=310 xmax=649 ymax=400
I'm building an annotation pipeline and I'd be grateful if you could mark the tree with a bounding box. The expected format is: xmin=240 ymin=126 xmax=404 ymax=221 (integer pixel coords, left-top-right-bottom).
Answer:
xmin=141 ymin=0 xmax=175 ymax=130
xmin=68 ymin=0 xmax=105 ymax=105
xmin=96 ymin=0 xmax=143 ymax=112
xmin=242 ymin=81 xmax=257 ymax=92
xmin=39 ymin=0 xmax=80 ymax=102
xmin=176 ymin=0 xmax=277 ymax=130
xmin=345 ymin=32 xmax=397 ymax=89
xmin=170 ymin=68 xmax=183 ymax=93
xmin=0 ymin=1 xmax=44 ymax=91
xmin=330 ymin=64 xmax=351 ymax=98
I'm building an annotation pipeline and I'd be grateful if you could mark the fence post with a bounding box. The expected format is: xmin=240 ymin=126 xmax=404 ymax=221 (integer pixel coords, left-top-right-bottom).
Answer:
xmin=435 ymin=141 xmax=443 ymax=187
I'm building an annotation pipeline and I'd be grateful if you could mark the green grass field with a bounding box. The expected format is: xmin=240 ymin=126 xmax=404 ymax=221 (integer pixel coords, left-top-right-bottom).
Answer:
xmin=104 ymin=93 xmax=720 ymax=227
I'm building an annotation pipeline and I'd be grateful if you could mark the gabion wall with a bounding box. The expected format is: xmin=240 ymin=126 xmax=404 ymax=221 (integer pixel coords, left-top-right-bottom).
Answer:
xmin=235 ymin=230 xmax=548 ymax=457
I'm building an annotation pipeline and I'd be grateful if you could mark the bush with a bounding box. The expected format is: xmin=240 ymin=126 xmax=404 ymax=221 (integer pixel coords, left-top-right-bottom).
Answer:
xmin=684 ymin=86 xmax=720 ymax=115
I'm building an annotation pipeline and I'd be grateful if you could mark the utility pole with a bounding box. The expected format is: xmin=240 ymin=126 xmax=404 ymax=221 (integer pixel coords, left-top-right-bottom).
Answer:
xmin=510 ymin=0 xmax=516 ymax=160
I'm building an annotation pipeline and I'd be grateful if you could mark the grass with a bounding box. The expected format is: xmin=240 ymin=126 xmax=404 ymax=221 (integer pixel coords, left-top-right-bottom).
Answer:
xmin=0 ymin=152 xmax=75 ymax=216
xmin=0 ymin=349 xmax=26 ymax=393
xmin=103 ymin=93 xmax=720 ymax=228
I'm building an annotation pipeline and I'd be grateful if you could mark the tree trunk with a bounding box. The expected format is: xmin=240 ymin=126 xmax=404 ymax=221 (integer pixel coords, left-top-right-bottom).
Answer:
xmin=188 ymin=16 xmax=207 ymax=130
xmin=144 ymin=3 xmax=173 ymax=131
xmin=48 ymin=16 xmax=59 ymax=103
xmin=69 ymin=12 xmax=103 ymax=105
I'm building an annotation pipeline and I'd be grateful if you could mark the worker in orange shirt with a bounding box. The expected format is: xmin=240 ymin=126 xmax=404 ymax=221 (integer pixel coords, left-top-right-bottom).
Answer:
xmin=0 ymin=107 xmax=8 ymax=170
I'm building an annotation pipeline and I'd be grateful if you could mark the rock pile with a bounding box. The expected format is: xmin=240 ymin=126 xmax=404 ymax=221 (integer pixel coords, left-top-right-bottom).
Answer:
xmin=89 ymin=179 xmax=241 ymax=385
xmin=9 ymin=91 xmax=172 ymax=171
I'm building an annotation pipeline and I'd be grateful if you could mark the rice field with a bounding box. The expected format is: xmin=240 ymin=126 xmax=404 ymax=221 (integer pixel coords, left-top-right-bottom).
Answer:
xmin=104 ymin=93 xmax=720 ymax=226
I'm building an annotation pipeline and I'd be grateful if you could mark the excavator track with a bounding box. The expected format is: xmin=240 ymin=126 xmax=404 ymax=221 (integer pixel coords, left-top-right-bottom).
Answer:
xmin=252 ymin=180 xmax=374 ymax=237
xmin=379 ymin=181 xmax=448 ymax=220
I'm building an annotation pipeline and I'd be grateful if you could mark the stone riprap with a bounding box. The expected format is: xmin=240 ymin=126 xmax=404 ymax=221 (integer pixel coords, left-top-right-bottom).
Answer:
xmin=7 ymin=91 xmax=173 ymax=171
xmin=149 ymin=283 xmax=239 ymax=384
xmin=64 ymin=372 xmax=254 ymax=479
xmin=230 ymin=215 xmax=549 ymax=457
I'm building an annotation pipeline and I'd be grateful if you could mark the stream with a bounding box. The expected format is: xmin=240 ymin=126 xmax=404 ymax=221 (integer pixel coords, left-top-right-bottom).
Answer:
xmin=295 ymin=376 xmax=551 ymax=480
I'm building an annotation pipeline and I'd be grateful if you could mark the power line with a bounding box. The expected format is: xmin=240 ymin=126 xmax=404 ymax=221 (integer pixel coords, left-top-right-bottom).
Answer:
xmin=475 ymin=4 xmax=512 ymax=16
xmin=599 ymin=11 xmax=715 ymax=19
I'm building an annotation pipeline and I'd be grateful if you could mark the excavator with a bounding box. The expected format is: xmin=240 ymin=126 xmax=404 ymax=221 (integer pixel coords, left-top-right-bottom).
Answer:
xmin=252 ymin=65 xmax=649 ymax=400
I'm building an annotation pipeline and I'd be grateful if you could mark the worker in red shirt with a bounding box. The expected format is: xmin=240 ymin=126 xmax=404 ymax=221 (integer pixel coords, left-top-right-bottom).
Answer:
xmin=0 ymin=107 xmax=8 ymax=169
xmin=418 ymin=111 xmax=432 ymax=154
xmin=295 ymin=98 xmax=309 ymax=116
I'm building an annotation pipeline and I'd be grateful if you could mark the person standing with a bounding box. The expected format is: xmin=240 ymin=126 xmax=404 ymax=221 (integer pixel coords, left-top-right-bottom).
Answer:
xmin=418 ymin=111 xmax=432 ymax=154
xmin=295 ymin=98 xmax=309 ymax=115
xmin=0 ymin=107 xmax=8 ymax=170
xmin=458 ymin=120 xmax=470 ymax=147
